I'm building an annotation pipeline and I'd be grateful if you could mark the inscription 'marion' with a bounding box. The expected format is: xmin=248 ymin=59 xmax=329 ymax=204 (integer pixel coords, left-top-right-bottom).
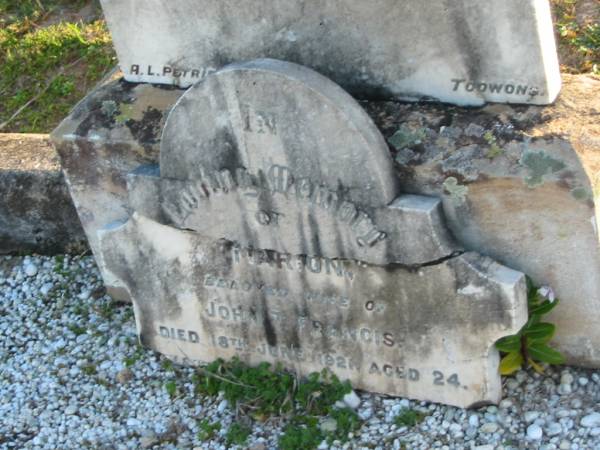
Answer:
xmin=163 ymin=164 xmax=387 ymax=248
xmin=232 ymin=246 xmax=355 ymax=280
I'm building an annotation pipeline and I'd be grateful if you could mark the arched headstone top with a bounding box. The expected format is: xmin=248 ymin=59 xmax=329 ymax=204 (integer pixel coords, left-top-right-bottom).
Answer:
xmin=160 ymin=59 xmax=399 ymax=208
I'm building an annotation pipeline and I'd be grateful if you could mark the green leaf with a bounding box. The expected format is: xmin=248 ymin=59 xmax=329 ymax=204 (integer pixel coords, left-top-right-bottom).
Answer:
xmin=525 ymin=313 xmax=542 ymax=329
xmin=495 ymin=335 xmax=521 ymax=353
xmin=528 ymin=343 xmax=565 ymax=365
xmin=529 ymin=299 xmax=559 ymax=316
xmin=523 ymin=323 xmax=555 ymax=343
xmin=527 ymin=358 xmax=546 ymax=374
xmin=499 ymin=351 xmax=524 ymax=375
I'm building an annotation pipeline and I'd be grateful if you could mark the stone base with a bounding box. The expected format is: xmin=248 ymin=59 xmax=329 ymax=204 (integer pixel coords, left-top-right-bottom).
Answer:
xmin=364 ymin=74 xmax=600 ymax=367
xmin=51 ymin=73 xmax=600 ymax=367
xmin=0 ymin=133 xmax=86 ymax=254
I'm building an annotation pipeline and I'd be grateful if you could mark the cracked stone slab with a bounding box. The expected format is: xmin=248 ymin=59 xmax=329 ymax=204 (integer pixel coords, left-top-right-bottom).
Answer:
xmin=99 ymin=0 xmax=561 ymax=106
xmin=51 ymin=71 xmax=600 ymax=367
xmin=92 ymin=60 xmax=527 ymax=407
xmin=99 ymin=213 xmax=526 ymax=408
xmin=133 ymin=59 xmax=457 ymax=265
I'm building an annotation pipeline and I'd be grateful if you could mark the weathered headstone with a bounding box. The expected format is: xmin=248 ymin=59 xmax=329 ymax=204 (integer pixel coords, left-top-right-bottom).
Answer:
xmin=49 ymin=70 xmax=600 ymax=370
xmin=131 ymin=59 xmax=454 ymax=265
xmin=98 ymin=60 xmax=527 ymax=407
xmin=99 ymin=0 xmax=561 ymax=106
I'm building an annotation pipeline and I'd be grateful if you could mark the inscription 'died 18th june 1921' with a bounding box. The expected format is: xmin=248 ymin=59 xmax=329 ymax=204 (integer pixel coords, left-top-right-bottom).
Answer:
xmin=156 ymin=326 xmax=469 ymax=390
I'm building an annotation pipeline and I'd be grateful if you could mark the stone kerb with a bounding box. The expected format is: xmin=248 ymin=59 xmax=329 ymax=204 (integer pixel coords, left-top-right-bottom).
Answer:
xmin=97 ymin=60 xmax=527 ymax=408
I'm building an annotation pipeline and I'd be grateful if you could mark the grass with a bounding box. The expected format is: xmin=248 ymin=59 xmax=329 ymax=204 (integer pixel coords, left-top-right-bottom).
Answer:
xmin=394 ymin=409 xmax=428 ymax=428
xmin=192 ymin=358 xmax=361 ymax=449
xmin=0 ymin=0 xmax=115 ymax=133
xmin=552 ymin=0 xmax=600 ymax=74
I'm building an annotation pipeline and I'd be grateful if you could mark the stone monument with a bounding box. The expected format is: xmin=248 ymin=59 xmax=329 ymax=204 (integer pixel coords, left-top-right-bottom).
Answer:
xmin=99 ymin=0 xmax=561 ymax=106
xmin=97 ymin=60 xmax=527 ymax=408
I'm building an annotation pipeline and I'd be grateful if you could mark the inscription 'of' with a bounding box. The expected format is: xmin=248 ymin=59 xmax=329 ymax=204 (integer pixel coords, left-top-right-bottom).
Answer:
xmin=163 ymin=164 xmax=387 ymax=248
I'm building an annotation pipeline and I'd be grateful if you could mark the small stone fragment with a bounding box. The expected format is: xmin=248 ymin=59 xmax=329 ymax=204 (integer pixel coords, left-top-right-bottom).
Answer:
xmin=116 ymin=368 xmax=134 ymax=384
xmin=24 ymin=263 xmax=38 ymax=277
xmin=546 ymin=422 xmax=563 ymax=436
xmin=581 ymin=413 xmax=600 ymax=428
xmin=524 ymin=411 xmax=541 ymax=423
xmin=527 ymin=424 xmax=543 ymax=440
xmin=480 ymin=422 xmax=498 ymax=434
xmin=320 ymin=417 xmax=338 ymax=433
xmin=342 ymin=391 xmax=361 ymax=410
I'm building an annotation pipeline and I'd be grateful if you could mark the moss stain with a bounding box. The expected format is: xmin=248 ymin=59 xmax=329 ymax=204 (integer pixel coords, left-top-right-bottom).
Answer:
xmin=115 ymin=103 xmax=135 ymax=124
xmin=519 ymin=150 xmax=566 ymax=188
xmin=443 ymin=177 xmax=468 ymax=203
xmin=571 ymin=187 xmax=591 ymax=202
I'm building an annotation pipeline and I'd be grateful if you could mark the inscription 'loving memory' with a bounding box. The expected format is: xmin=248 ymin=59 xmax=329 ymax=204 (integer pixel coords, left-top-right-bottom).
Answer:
xmin=163 ymin=164 xmax=387 ymax=248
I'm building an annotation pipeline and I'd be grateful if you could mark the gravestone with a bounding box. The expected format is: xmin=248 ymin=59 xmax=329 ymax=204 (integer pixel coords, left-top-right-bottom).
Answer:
xmin=99 ymin=0 xmax=561 ymax=106
xmin=98 ymin=60 xmax=527 ymax=408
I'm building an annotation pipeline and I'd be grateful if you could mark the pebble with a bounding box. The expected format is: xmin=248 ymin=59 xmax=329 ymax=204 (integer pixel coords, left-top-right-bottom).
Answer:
xmin=469 ymin=414 xmax=480 ymax=427
xmin=217 ymin=399 xmax=228 ymax=413
xmin=3 ymin=254 xmax=600 ymax=450
xmin=64 ymin=405 xmax=78 ymax=416
xmin=561 ymin=373 xmax=575 ymax=385
xmin=525 ymin=411 xmax=541 ymax=422
xmin=581 ymin=413 xmax=600 ymax=428
xmin=342 ymin=391 xmax=361 ymax=410
xmin=527 ymin=424 xmax=543 ymax=440
xmin=23 ymin=263 xmax=38 ymax=277
xmin=320 ymin=418 xmax=338 ymax=433
xmin=547 ymin=422 xmax=563 ymax=436
xmin=480 ymin=422 xmax=499 ymax=433
xmin=559 ymin=384 xmax=573 ymax=395
xmin=40 ymin=282 xmax=53 ymax=296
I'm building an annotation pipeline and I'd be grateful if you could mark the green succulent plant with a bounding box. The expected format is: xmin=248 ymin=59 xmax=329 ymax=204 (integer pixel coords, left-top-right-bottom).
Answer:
xmin=496 ymin=277 xmax=565 ymax=375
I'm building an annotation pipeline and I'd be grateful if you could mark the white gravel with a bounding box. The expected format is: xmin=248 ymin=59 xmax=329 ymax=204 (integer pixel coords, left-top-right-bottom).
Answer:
xmin=2 ymin=254 xmax=600 ymax=449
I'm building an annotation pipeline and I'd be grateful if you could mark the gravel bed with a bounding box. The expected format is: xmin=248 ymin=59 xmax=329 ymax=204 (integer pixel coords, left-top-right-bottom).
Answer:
xmin=1 ymin=254 xmax=600 ymax=450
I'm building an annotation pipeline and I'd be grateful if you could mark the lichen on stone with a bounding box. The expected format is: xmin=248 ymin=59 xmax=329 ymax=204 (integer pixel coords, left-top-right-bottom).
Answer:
xmin=388 ymin=126 xmax=427 ymax=151
xmin=443 ymin=177 xmax=468 ymax=202
xmin=100 ymin=100 xmax=118 ymax=118
xmin=571 ymin=187 xmax=591 ymax=202
xmin=519 ymin=150 xmax=566 ymax=188
xmin=115 ymin=104 xmax=135 ymax=124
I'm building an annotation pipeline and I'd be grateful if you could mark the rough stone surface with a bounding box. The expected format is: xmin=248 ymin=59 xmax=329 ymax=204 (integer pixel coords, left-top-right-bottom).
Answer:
xmin=0 ymin=133 xmax=86 ymax=254
xmin=50 ymin=72 xmax=182 ymax=298
xmin=366 ymin=74 xmax=600 ymax=367
xmin=99 ymin=0 xmax=561 ymax=106
xmin=97 ymin=61 xmax=526 ymax=408
xmin=51 ymin=72 xmax=600 ymax=367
